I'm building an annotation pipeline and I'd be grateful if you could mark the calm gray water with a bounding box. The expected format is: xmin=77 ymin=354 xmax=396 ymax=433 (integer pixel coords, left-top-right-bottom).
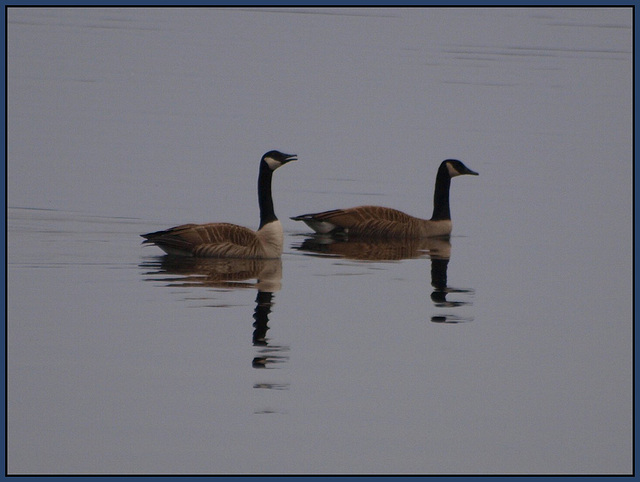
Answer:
xmin=7 ymin=7 xmax=633 ymax=475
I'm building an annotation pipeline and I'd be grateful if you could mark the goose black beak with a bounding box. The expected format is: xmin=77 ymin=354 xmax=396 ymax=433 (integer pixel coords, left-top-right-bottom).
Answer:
xmin=284 ymin=154 xmax=298 ymax=163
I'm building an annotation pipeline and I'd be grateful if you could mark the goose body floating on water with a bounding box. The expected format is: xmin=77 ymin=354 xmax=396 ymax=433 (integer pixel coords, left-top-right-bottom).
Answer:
xmin=141 ymin=150 xmax=297 ymax=258
xmin=291 ymin=159 xmax=477 ymax=239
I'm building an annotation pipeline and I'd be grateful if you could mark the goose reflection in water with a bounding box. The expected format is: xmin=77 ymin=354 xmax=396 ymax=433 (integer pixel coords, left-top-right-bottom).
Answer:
xmin=293 ymin=235 xmax=474 ymax=323
xmin=139 ymin=256 xmax=290 ymax=391
xmin=140 ymin=256 xmax=283 ymax=291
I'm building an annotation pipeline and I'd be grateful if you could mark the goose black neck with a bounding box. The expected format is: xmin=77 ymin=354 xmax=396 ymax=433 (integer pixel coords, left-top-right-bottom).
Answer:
xmin=258 ymin=162 xmax=277 ymax=229
xmin=430 ymin=165 xmax=452 ymax=221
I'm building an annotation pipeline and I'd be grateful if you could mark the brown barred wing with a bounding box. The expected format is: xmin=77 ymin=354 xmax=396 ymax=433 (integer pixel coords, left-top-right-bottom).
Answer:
xmin=311 ymin=206 xmax=422 ymax=238
xmin=142 ymin=223 xmax=263 ymax=257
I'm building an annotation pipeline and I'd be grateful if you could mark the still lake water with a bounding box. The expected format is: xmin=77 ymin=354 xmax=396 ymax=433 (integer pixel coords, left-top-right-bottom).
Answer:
xmin=7 ymin=7 xmax=633 ymax=475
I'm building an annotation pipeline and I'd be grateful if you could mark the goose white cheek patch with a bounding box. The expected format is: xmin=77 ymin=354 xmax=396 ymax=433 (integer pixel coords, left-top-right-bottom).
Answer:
xmin=264 ymin=157 xmax=282 ymax=170
xmin=446 ymin=162 xmax=461 ymax=177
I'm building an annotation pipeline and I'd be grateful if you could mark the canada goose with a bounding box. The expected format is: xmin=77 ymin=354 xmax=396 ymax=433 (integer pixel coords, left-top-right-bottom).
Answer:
xmin=291 ymin=159 xmax=477 ymax=239
xmin=141 ymin=150 xmax=297 ymax=258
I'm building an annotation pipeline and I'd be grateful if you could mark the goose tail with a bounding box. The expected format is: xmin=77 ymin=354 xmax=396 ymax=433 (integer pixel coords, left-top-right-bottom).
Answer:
xmin=290 ymin=213 xmax=338 ymax=234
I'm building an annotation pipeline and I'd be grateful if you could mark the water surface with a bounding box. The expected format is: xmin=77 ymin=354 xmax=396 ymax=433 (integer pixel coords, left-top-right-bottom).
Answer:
xmin=7 ymin=7 xmax=633 ymax=475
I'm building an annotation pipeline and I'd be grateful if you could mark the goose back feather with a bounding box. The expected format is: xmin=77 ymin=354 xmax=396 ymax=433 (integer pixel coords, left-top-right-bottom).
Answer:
xmin=141 ymin=222 xmax=273 ymax=258
xmin=293 ymin=206 xmax=451 ymax=239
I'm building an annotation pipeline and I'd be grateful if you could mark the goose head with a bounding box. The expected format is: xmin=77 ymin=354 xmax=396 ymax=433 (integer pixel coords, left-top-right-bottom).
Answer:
xmin=262 ymin=150 xmax=298 ymax=171
xmin=443 ymin=159 xmax=478 ymax=178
